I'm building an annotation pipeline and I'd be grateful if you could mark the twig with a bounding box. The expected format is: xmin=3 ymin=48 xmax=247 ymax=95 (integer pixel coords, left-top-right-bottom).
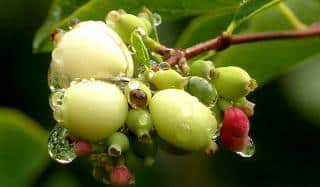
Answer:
xmin=162 ymin=24 xmax=320 ymax=66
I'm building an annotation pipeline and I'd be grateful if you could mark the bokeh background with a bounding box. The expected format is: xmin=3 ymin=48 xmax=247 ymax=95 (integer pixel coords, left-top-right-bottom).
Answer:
xmin=0 ymin=0 xmax=319 ymax=187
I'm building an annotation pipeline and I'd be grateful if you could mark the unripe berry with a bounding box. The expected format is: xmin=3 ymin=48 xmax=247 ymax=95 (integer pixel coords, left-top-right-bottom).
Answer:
xmin=50 ymin=21 xmax=133 ymax=88
xmin=74 ymin=140 xmax=92 ymax=157
xmin=109 ymin=166 xmax=133 ymax=186
xmin=189 ymin=60 xmax=215 ymax=80
xmin=223 ymin=107 xmax=250 ymax=137
xmin=126 ymin=109 xmax=153 ymax=141
xmin=212 ymin=66 xmax=257 ymax=99
xmin=124 ymin=80 xmax=152 ymax=109
xmin=150 ymin=70 xmax=187 ymax=90
xmin=149 ymin=89 xmax=217 ymax=151
xmin=106 ymin=132 xmax=130 ymax=157
xmin=185 ymin=76 xmax=218 ymax=105
xmin=106 ymin=10 xmax=151 ymax=43
xmin=59 ymin=80 xmax=128 ymax=141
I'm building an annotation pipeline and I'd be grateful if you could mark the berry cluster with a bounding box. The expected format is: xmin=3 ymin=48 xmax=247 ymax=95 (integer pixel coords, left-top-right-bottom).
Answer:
xmin=47 ymin=8 xmax=257 ymax=186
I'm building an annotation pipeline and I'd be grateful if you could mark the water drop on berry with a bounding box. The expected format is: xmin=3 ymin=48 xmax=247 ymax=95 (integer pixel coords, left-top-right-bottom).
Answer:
xmin=152 ymin=13 xmax=162 ymax=26
xmin=236 ymin=136 xmax=255 ymax=158
xmin=49 ymin=90 xmax=65 ymax=110
xmin=48 ymin=125 xmax=77 ymax=164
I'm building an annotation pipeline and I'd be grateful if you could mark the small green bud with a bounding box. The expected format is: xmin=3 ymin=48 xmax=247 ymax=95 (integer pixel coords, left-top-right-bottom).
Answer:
xmin=185 ymin=76 xmax=218 ymax=105
xmin=217 ymin=97 xmax=233 ymax=111
xmin=189 ymin=60 xmax=215 ymax=80
xmin=212 ymin=66 xmax=257 ymax=99
xmin=106 ymin=10 xmax=151 ymax=43
xmin=125 ymin=79 xmax=152 ymax=109
xmin=131 ymin=135 xmax=158 ymax=166
xmin=106 ymin=132 xmax=130 ymax=157
xmin=234 ymin=97 xmax=255 ymax=117
xmin=126 ymin=109 xmax=153 ymax=141
xmin=211 ymin=104 xmax=222 ymax=125
xmin=150 ymin=69 xmax=188 ymax=90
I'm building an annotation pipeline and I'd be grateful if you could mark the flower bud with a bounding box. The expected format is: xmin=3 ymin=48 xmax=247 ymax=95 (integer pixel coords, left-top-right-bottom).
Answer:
xmin=106 ymin=10 xmax=151 ymax=43
xmin=124 ymin=80 xmax=152 ymax=109
xmin=212 ymin=66 xmax=257 ymax=99
xmin=150 ymin=70 xmax=187 ymax=90
xmin=126 ymin=109 xmax=153 ymax=141
xmin=185 ymin=76 xmax=218 ymax=105
xmin=58 ymin=80 xmax=128 ymax=141
xmin=50 ymin=21 xmax=133 ymax=89
xmin=149 ymin=89 xmax=217 ymax=151
xmin=109 ymin=165 xmax=133 ymax=186
xmin=106 ymin=132 xmax=130 ymax=157
xmin=74 ymin=140 xmax=92 ymax=157
xmin=189 ymin=60 xmax=215 ymax=80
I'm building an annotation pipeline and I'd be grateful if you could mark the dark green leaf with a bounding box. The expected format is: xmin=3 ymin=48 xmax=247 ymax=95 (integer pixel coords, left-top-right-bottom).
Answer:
xmin=226 ymin=0 xmax=282 ymax=34
xmin=215 ymin=0 xmax=320 ymax=84
xmin=0 ymin=108 xmax=49 ymax=187
xmin=33 ymin=0 xmax=241 ymax=53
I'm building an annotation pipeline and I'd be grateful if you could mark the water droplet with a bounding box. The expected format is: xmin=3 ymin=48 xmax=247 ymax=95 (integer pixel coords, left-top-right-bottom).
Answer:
xmin=150 ymin=60 xmax=159 ymax=71
xmin=159 ymin=62 xmax=170 ymax=70
xmin=236 ymin=137 xmax=255 ymax=158
xmin=48 ymin=125 xmax=76 ymax=164
xmin=49 ymin=90 xmax=65 ymax=110
xmin=152 ymin=13 xmax=162 ymax=26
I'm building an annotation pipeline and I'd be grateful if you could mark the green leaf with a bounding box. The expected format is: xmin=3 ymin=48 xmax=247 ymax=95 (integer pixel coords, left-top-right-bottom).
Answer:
xmin=42 ymin=170 xmax=81 ymax=187
xmin=226 ymin=0 xmax=282 ymax=34
xmin=0 ymin=108 xmax=49 ymax=187
xmin=131 ymin=31 xmax=150 ymax=67
xmin=215 ymin=0 xmax=320 ymax=84
xmin=33 ymin=0 xmax=89 ymax=52
xmin=33 ymin=0 xmax=241 ymax=53
xmin=176 ymin=13 xmax=234 ymax=48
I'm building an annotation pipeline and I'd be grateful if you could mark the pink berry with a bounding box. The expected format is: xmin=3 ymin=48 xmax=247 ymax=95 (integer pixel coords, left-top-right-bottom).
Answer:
xmin=223 ymin=107 xmax=250 ymax=137
xmin=74 ymin=140 xmax=92 ymax=157
xmin=220 ymin=127 xmax=248 ymax=151
xmin=109 ymin=166 xmax=133 ymax=186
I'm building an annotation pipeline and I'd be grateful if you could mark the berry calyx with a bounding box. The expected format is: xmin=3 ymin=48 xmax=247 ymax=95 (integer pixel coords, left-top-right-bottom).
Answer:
xmin=106 ymin=132 xmax=130 ymax=157
xmin=74 ymin=140 xmax=92 ymax=157
xmin=109 ymin=165 xmax=133 ymax=186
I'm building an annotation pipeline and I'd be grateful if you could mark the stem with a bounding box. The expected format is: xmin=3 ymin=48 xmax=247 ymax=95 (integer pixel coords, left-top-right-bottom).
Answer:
xmin=277 ymin=2 xmax=307 ymax=30
xmin=164 ymin=25 xmax=320 ymax=66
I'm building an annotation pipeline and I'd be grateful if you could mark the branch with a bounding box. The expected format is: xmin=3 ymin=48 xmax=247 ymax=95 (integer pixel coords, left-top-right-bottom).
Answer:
xmin=163 ymin=24 xmax=320 ymax=66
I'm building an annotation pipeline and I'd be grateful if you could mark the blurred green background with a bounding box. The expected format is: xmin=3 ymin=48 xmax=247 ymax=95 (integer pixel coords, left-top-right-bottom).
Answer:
xmin=0 ymin=0 xmax=319 ymax=187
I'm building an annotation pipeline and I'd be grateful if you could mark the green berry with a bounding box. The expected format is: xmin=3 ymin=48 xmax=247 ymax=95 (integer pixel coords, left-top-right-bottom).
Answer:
xmin=126 ymin=109 xmax=153 ymax=141
xmin=185 ymin=76 xmax=218 ymax=105
xmin=189 ymin=60 xmax=215 ymax=80
xmin=106 ymin=11 xmax=151 ymax=43
xmin=106 ymin=132 xmax=130 ymax=157
xmin=212 ymin=66 xmax=257 ymax=99
xmin=149 ymin=89 xmax=217 ymax=151
xmin=124 ymin=79 xmax=152 ymax=109
xmin=150 ymin=69 xmax=187 ymax=90
xmin=59 ymin=80 xmax=128 ymax=141
xmin=50 ymin=21 xmax=134 ymax=88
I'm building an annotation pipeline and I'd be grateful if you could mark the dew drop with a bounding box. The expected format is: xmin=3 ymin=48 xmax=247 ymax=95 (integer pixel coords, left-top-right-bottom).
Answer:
xmin=49 ymin=90 xmax=65 ymax=110
xmin=159 ymin=62 xmax=170 ymax=70
xmin=236 ymin=137 xmax=255 ymax=158
xmin=48 ymin=125 xmax=76 ymax=164
xmin=152 ymin=13 xmax=162 ymax=26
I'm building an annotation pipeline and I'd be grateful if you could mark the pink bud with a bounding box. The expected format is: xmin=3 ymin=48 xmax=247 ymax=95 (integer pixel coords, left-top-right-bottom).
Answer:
xmin=223 ymin=107 xmax=250 ymax=137
xmin=109 ymin=166 xmax=133 ymax=186
xmin=74 ymin=140 xmax=92 ymax=157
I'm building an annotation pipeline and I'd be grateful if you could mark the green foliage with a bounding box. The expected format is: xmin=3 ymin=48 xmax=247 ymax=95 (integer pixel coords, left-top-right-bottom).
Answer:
xmin=42 ymin=170 xmax=81 ymax=187
xmin=0 ymin=108 xmax=48 ymax=187
xmin=226 ymin=0 xmax=282 ymax=34
xmin=33 ymin=0 xmax=240 ymax=53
